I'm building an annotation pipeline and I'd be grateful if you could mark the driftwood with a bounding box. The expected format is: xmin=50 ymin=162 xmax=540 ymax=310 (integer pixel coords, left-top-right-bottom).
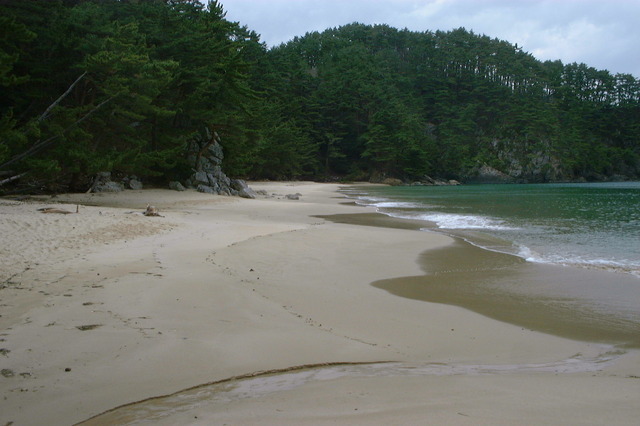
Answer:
xmin=38 ymin=205 xmax=79 ymax=214
xmin=143 ymin=205 xmax=163 ymax=217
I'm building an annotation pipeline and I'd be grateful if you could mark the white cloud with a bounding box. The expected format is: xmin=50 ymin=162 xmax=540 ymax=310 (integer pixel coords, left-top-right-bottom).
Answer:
xmin=410 ymin=0 xmax=452 ymax=19
xmin=220 ymin=0 xmax=640 ymax=76
xmin=529 ymin=20 xmax=604 ymax=62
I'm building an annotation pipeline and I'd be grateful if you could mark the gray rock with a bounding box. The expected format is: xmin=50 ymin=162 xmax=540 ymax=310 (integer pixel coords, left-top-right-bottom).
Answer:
xmin=237 ymin=187 xmax=256 ymax=199
xmin=169 ymin=181 xmax=186 ymax=191
xmin=421 ymin=175 xmax=436 ymax=185
xmin=381 ymin=178 xmax=403 ymax=186
xmin=128 ymin=179 xmax=143 ymax=190
xmin=467 ymin=164 xmax=514 ymax=184
xmin=95 ymin=171 xmax=111 ymax=181
xmin=197 ymin=184 xmax=216 ymax=194
xmin=207 ymin=142 xmax=224 ymax=164
xmin=230 ymin=179 xmax=257 ymax=199
xmin=285 ymin=193 xmax=300 ymax=200
xmin=90 ymin=171 xmax=124 ymax=192
xmin=210 ymin=166 xmax=231 ymax=188
xmin=94 ymin=181 xmax=124 ymax=192
xmin=194 ymin=171 xmax=209 ymax=185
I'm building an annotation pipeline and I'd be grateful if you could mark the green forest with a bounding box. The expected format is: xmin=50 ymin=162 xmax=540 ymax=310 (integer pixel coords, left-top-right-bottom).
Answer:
xmin=1 ymin=0 xmax=639 ymax=193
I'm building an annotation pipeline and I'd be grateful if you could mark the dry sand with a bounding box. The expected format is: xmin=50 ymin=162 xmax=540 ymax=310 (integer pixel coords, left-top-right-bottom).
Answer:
xmin=1 ymin=182 xmax=638 ymax=425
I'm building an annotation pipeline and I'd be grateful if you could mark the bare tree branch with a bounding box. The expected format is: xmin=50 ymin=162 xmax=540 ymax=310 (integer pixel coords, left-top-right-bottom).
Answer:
xmin=0 ymin=95 xmax=115 ymax=170
xmin=38 ymin=72 xmax=88 ymax=122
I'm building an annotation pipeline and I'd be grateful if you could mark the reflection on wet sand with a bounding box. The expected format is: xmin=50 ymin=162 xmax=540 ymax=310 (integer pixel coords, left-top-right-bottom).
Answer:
xmin=374 ymin=239 xmax=640 ymax=348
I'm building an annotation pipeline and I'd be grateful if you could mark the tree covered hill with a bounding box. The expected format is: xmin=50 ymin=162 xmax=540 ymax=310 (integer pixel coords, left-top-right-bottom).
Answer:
xmin=1 ymin=0 xmax=639 ymax=192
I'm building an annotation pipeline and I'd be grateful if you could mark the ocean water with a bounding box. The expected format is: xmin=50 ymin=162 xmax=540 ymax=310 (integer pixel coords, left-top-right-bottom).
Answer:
xmin=343 ymin=182 xmax=640 ymax=347
xmin=344 ymin=182 xmax=640 ymax=277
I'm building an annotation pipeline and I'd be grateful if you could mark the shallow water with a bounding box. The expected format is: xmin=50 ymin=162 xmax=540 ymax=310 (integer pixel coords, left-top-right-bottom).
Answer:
xmin=374 ymin=239 xmax=640 ymax=348
xmin=344 ymin=182 xmax=640 ymax=276
xmin=77 ymin=352 xmax=619 ymax=425
xmin=340 ymin=183 xmax=640 ymax=348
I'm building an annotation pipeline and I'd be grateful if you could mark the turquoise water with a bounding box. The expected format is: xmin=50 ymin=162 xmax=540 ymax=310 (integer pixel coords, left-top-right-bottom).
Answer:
xmin=345 ymin=182 xmax=640 ymax=277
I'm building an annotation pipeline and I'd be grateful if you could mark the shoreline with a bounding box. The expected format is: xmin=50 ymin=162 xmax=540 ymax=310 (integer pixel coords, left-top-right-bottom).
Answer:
xmin=337 ymin=184 xmax=640 ymax=348
xmin=2 ymin=183 xmax=639 ymax=425
xmin=377 ymin=239 xmax=640 ymax=348
xmin=319 ymin=211 xmax=640 ymax=348
xmin=343 ymin=182 xmax=640 ymax=278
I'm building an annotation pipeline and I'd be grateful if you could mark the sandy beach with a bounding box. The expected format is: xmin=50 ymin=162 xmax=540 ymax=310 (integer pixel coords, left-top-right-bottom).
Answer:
xmin=1 ymin=182 xmax=639 ymax=425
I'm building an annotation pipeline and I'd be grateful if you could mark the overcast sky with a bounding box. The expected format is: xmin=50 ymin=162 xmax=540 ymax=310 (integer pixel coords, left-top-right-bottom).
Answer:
xmin=219 ymin=0 xmax=640 ymax=77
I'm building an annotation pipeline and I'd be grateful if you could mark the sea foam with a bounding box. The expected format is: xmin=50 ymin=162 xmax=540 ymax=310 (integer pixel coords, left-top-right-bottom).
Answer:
xmin=416 ymin=213 xmax=519 ymax=231
xmin=517 ymin=244 xmax=640 ymax=276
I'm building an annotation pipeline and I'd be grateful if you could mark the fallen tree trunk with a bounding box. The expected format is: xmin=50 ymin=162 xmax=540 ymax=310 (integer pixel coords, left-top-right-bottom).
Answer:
xmin=0 ymin=172 xmax=27 ymax=186
xmin=0 ymin=95 xmax=115 ymax=171
xmin=38 ymin=72 xmax=87 ymax=122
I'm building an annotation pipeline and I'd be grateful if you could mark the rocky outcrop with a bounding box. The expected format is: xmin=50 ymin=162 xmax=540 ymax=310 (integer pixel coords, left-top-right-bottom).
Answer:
xmin=456 ymin=138 xmax=569 ymax=184
xmin=91 ymin=172 xmax=124 ymax=192
xmin=89 ymin=131 xmax=258 ymax=197
xmin=184 ymin=129 xmax=256 ymax=198
xmin=414 ymin=176 xmax=461 ymax=186
xmin=502 ymin=150 xmax=563 ymax=182
xmin=372 ymin=175 xmax=461 ymax=186
xmin=381 ymin=178 xmax=404 ymax=186
xmin=91 ymin=172 xmax=145 ymax=192
xmin=465 ymin=164 xmax=515 ymax=184
xmin=122 ymin=176 xmax=143 ymax=190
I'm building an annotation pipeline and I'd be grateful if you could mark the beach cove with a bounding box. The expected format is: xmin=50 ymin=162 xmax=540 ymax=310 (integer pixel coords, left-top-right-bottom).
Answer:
xmin=1 ymin=182 xmax=639 ymax=425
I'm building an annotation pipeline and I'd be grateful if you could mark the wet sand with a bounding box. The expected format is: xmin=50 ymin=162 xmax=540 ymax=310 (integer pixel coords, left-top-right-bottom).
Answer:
xmin=375 ymin=239 xmax=640 ymax=348
xmin=1 ymin=183 xmax=639 ymax=425
xmin=320 ymin=211 xmax=640 ymax=347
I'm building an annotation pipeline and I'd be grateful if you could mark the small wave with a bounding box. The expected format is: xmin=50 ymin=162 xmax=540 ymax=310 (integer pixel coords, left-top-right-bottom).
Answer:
xmin=517 ymin=245 xmax=640 ymax=277
xmin=373 ymin=201 xmax=424 ymax=209
xmin=355 ymin=196 xmax=389 ymax=204
xmin=417 ymin=213 xmax=519 ymax=231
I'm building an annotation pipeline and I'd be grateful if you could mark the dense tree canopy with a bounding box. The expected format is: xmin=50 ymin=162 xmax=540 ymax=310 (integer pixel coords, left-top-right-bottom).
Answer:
xmin=0 ymin=0 xmax=259 ymax=190
xmin=260 ymin=24 xmax=640 ymax=182
xmin=1 ymin=1 xmax=639 ymax=192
